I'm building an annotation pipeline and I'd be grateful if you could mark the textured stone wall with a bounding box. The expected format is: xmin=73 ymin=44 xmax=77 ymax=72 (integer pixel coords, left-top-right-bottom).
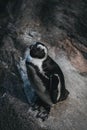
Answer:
xmin=0 ymin=1 xmax=87 ymax=130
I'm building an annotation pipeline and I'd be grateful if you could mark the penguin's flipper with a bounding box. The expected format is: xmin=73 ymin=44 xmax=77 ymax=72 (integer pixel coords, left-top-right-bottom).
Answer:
xmin=49 ymin=74 xmax=59 ymax=104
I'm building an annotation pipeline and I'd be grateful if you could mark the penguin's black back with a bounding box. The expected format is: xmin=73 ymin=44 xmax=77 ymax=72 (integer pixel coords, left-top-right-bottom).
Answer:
xmin=42 ymin=56 xmax=66 ymax=91
xmin=42 ymin=56 xmax=64 ymax=78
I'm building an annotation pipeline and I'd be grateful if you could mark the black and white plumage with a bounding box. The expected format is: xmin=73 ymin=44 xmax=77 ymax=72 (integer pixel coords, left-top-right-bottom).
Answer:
xmin=25 ymin=42 xmax=69 ymax=106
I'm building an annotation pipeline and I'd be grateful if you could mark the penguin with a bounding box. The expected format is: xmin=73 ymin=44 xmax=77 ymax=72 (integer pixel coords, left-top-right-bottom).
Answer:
xmin=25 ymin=42 xmax=69 ymax=106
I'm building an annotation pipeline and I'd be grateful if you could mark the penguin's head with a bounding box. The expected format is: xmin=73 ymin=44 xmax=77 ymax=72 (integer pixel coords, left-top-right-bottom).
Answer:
xmin=29 ymin=42 xmax=48 ymax=59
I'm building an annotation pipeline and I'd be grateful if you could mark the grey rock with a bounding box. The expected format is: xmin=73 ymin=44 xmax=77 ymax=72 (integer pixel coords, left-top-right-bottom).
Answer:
xmin=0 ymin=0 xmax=87 ymax=130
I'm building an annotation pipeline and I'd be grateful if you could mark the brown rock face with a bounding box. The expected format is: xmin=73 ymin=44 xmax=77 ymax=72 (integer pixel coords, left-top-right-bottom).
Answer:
xmin=57 ymin=38 xmax=87 ymax=73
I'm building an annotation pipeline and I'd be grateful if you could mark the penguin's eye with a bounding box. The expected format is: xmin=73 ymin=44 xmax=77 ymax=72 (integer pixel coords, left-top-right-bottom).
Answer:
xmin=30 ymin=45 xmax=33 ymax=49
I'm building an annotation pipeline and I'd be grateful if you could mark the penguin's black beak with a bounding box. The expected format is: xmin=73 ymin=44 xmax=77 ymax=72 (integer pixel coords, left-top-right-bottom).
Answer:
xmin=25 ymin=58 xmax=29 ymax=64
xmin=25 ymin=56 xmax=30 ymax=64
xmin=26 ymin=60 xmax=29 ymax=65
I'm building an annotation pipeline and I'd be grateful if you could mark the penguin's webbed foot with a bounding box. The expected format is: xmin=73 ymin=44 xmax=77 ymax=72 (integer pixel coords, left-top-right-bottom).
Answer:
xmin=31 ymin=99 xmax=51 ymax=121
xmin=36 ymin=106 xmax=49 ymax=121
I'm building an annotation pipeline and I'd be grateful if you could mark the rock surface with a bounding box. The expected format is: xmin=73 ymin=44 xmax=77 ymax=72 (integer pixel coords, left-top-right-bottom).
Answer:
xmin=0 ymin=0 xmax=87 ymax=130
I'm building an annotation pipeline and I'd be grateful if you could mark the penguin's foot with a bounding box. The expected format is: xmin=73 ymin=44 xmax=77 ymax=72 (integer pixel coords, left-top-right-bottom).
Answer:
xmin=36 ymin=106 xmax=49 ymax=121
xmin=30 ymin=99 xmax=51 ymax=121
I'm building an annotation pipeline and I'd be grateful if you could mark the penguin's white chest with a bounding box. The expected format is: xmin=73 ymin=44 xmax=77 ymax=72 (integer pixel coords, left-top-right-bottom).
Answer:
xmin=27 ymin=54 xmax=43 ymax=72
xmin=32 ymin=59 xmax=43 ymax=72
xmin=28 ymin=64 xmax=45 ymax=93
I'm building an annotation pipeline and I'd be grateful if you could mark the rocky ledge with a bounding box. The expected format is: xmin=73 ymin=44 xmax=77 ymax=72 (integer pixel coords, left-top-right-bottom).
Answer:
xmin=0 ymin=0 xmax=87 ymax=130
